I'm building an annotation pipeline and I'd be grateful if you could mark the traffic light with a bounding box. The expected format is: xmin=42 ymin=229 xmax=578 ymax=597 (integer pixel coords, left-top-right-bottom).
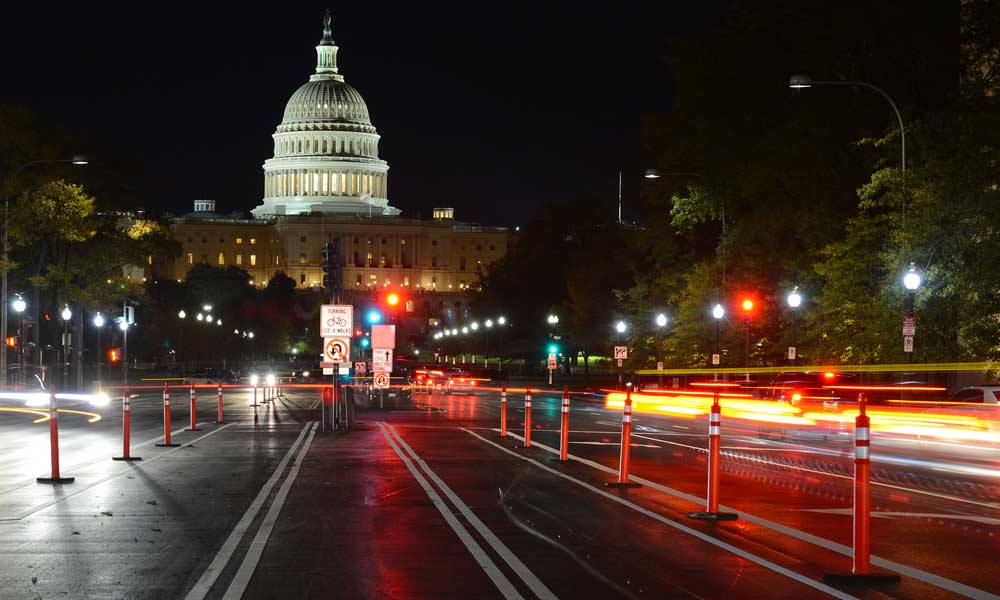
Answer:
xmin=354 ymin=328 xmax=364 ymax=338
xmin=321 ymin=240 xmax=342 ymax=298
xmin=366 ymin=309 xmax=382 ymax=324
xmin=741 ymin=298 xmax=754 ymax=312
xmin=360 ymin=337 xmax=370 ymax=348
xmin=386 ymin=292 xmax=400 ymax=307
xmin=547 ymin=342 xmax=559 ymax=354
xmin=5 ymin=336 xmax=17 ymax=348
xmin=108 ymin=348 xmax=121 ymax=363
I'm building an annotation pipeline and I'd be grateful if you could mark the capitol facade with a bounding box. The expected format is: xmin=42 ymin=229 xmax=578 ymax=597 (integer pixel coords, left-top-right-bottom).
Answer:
xmin=156 ymin=12 xmax=510 ymax=297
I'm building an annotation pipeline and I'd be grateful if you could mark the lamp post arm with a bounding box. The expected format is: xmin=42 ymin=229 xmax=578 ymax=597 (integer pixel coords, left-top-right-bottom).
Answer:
xmin=812 ymin=80 xmax=905 ymax=176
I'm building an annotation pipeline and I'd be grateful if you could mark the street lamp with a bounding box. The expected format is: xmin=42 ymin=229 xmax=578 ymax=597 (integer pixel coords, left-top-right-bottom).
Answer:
xmin=497 ymin=316 xmax=506 ymax=326
xmin=655 ymin=312 xmax=668 ymax=387
xmin=178 ymin=310 xmax=186 ymax=319
xmin=903 ymin=263 xmax=921 ymax=362
xmin=12 ymin=295 xmax=26 ymax=387
xmin=485 ymin=319 xmax=493 ymax=328
xmin=615 ymin=320 xmax=627 ymax=334
xmin=2 ymin=155 xmax=88 ymax=387
xmin=711 ymin=303 xmax=725 ymax=367
xmin=60 ymin=305 xmax=72 ymax=387
xmin=93 ymin=313 xmax=105 ymax=390
xmin=786 ymin=287 xmax=802 ymax=365
xmin=196 ymin=313 xmax=204 ymax=321
xmin=614 ymin=320 xmax=627 ymax=388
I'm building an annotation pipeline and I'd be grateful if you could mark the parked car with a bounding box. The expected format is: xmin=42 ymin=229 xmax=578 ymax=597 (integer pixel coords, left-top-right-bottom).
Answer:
xmin=947 ymin=386 xmax=1000 ymax=404
xmin=182 ymin=368 xmax=237 ymax=385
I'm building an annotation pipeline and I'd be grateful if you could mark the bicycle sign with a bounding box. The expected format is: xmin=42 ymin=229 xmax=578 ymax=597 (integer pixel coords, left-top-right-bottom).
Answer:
xmin=614 ymin=346 xmax=628 ymax=360
xmin=320 ymin=305 xmax=353 ymax=338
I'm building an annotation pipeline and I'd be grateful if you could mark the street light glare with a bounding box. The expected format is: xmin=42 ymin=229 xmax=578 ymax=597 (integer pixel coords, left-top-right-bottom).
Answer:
xmin=11 ymin=297 xmax=26 ymax=313
xmin=741 ymin=299 xmax=754 ymax=312
xmin=643 ymin=168 xmax=661 ymax=179
xmin=61 ymin=306 xmax=72 ymax=321
xmin=789 ymin=74 xmax=813 ymax=89
xmin=497 ymin=316 xmax=506 ymax=325
xmin=196 ymin=313 xmax=204 ymax=321
xmin=787 ymin=289 xmax=803 ymax=308
xmin=93 ymin=313 xmax=105 ymax=327
xmin=119 ymin=321 xmax=129 ymax=331
xmin=485 ymin=319 xmax=493 ymax=328
xmin=71 ymin=154 xmax=89 ymax=165
xmin=712 ymin=303 xmax=725 ymax=320
xmin=178 ymin=310 xmax=186 ymax=319
xmin=470 ymin=322 xmax=479 ymax=330
xmin=206 ymin=314 xmax=214 ymax=323
xmin=903 ymin=264 xmax=922 ymax=290
xmin=547 ymin=314 xmax=559 ymax=324
xmin=203 ymin=304 xmax=213 ymax=312
xmin=655 ymin=313 xmax=668 ymax=328
xmin=615 ymin=320 xmax=627 ymax=334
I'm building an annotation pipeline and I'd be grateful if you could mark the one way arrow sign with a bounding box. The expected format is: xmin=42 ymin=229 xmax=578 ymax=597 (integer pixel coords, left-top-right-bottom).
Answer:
xmin=373 ymin=348 xmax=393 ymax=373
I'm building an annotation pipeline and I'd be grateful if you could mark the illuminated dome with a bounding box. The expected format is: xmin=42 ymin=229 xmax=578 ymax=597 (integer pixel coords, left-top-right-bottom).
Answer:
xmin=254 ymin=10 xmax=398 ymax=217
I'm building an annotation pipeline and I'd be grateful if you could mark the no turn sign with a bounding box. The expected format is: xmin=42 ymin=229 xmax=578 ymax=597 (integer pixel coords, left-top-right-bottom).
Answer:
xmin=373 ymin=372 xmax=390 ymax=389
xmin=324 ymin=337 xmax=350 ymax=363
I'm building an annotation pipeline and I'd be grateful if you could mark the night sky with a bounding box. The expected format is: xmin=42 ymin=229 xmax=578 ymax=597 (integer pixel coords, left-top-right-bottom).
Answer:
xmin=2 ymin=3 xmax=727 ymax=226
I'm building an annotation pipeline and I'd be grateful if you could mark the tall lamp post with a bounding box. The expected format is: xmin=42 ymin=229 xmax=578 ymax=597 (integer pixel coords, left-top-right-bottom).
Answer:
xmin=711 ymin=303 xmax=725 ymax=368
xmin=655 ymin=312 xmax=668 ymax=388
xmin=615 ymin=320 xmax=627 ymax=388
xmin=2 ymin=155 xmax=88 ymax=387
xmin=902 ymin=263 xmax=921 ymax=363
xmin=786 ymin=288 xmax=802 ymax=365
xmin=92 ymin=312 xmax=105 ymax=391
xmin=60 ymin=305 xmax=73 ymax=387
xmin=484 ymin=319 xmax=494 ymax=367
xmin=11 ymin=295 xmax=26 ymax=388
xmin=497 ymin=316 xmax=507 ymax=370
xmin=546 ymin=314 xmax=559 ymax=380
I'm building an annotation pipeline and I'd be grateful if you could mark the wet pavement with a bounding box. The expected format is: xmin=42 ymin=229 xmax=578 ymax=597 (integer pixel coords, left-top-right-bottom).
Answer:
xmin=0 ymin=384 xmax=996 ymax=599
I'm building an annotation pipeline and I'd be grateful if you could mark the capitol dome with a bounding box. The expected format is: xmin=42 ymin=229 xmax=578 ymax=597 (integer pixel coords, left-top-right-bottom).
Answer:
xmin=253 ymin=10 xmax=398 ymax=218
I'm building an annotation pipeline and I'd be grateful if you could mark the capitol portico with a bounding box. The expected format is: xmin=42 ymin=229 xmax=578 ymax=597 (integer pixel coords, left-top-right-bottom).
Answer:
xmin=254 ymin=11 xmax=395 ymax=218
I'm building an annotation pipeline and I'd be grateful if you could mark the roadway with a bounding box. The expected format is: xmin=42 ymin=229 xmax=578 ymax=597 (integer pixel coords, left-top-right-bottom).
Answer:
xmin=0 ymin=383 xmax=995 ymax=598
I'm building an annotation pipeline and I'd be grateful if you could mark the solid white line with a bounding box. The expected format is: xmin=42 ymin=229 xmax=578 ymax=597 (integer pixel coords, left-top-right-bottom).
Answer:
xmin=184 ymin=422 xmax=312 ymax=600
xmin=1 ymin=424 xmax=235 ymax=521
xmin=386 ymin=423 xmax=557 ymax=600
xmin=500 ymin=430 xmax=1000 ymax=600
xmin=222 ymin=422 xmax=318 ymax=600
xmin=464 ymin=428 xmax=855 ymax=600
xmin=375 ymin=423 xmax=524 ymax=600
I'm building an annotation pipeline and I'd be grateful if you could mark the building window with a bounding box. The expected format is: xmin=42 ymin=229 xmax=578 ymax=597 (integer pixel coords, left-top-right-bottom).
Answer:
xmin=300 ymin=273 xmax=306 ymax=285
xmin=219 ymin=238 xmax=224 ymax=244
xmin=250 ymin=238 xmax=256 ymax=245
xmin=367 ymin=251 xmax=373 ymax=266
xmin=201 ymin=254 xmax=207 ymax=263
xmin=431 ymin=240 xmax=437 ymax=246
xmin=187 ymin=253 xmax=193 ymax=265
xmin=431 ymin=276 xmax=437 ymax=287
xmin=299 ymin=253 xmax=306 ymax=264
xmin=431 ymin=256 xmax=438 ymax=268
xmin=301 ymin=236 xmax=307 ymax=243
xmin=275 ymin=256 xmax=281 ymax=265
xmin=356 ymin=274 xmax=362 ymax=286
xmin=236 ymin=254 xmax=243 ymax=265
xmin=218 ymin=252 xmax=225 ymax=265
xmin=236 ymin=238 xmax=243 ymax=245
xmin=459 ymin=257 xmax=467 ymax=271
xmin=201 ymin=238 xmax=207 ymax=244
xmin=403 ymin=275 xmax=410 ymax=286
xmin=379 ymin=254 xmax=386 ymax=268
xmin=489 ymin=244 xmax=495 ymax=251
xmin=147 ymin=255 xmax=153 ymax=266
xmin=250 ymin=254 xmax=257 ymax=266
xmin=476 ymin=244 xmax=482 ymax=251
xmin=400 ymin=239 xmax=406 ymax=245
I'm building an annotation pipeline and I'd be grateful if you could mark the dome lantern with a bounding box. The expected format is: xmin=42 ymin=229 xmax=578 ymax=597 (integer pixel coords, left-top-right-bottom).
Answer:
xmin=312 ymin=9 xmax=342 ymax=82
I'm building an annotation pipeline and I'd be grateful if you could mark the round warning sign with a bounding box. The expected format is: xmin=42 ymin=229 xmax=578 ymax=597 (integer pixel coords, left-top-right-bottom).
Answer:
xmin=373 ymin=373 xmax=390 ymax=389
xmin=324 ymin=337 xmax=350 ymax=363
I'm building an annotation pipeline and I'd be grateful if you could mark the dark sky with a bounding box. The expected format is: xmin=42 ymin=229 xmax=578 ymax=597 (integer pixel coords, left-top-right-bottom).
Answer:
xmin=2 ymin=3 xmax=727 ymax=226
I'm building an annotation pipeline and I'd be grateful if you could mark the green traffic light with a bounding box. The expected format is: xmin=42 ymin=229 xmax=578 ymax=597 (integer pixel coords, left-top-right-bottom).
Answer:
xmin=547 ymin=344 xmax=558 ymax=354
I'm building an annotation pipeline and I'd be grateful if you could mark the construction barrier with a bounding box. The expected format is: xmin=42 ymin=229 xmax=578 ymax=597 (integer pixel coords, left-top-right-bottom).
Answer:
xmin=500 ymin=383 xmax=507 ymax=438
xmin=824 ymin=394 xmax=900 ymax=584
xmin=188 ymin=385 xmax=201 ymax=431
xmin=559 ymin=386 xmax=570 ymax=461
xmin=217 ymin=384 xmax=224 ymax=423
xmin=606 ymin=386 xmax=641 ymax=488
xmin=689 ymin=390 xmax=735 ymax=519
xmin=112 ymin=385 xmax=141 ymax=462
xmin=524 ymin=386 xmax=532 ymax=447
xmin=37 ymin=385 xmax=74 ymax=484
xmin=156 ymin=384 xmax=180 ymax=447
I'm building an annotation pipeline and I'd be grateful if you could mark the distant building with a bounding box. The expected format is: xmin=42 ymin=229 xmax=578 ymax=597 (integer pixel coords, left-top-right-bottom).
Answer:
xmin=155 ymin=11 xmax=510 ymax=295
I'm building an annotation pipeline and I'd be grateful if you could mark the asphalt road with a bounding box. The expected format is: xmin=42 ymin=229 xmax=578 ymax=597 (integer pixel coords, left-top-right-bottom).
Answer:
xmin=0 ymin=383 xmax=996 ymax=599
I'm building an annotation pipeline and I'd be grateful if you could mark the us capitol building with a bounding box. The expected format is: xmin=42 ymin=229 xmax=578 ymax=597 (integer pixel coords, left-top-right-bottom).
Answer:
xmin=155 ymin=12 xmax=509 ymax=295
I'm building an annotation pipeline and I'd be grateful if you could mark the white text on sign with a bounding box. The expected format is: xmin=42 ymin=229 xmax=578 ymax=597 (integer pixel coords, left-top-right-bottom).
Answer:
xmin=372 ymin=348 xmax=393 ymax=373
xmin=320 ymin=305 xmax=354 ymax=338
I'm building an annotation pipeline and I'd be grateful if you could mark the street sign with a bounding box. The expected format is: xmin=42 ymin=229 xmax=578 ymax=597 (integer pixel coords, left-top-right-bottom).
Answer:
xmin=354 ymin=361 xmax=367 ymax=374
xmin=547 ymin=357 xmax=557 ymax=370
xmin=373 ymin=372 xmax=390 ymax=389
xmin=371 ymin=324 xmax=396 ymax=349
xmin=614 ymin=346 xmax=628 ymax=360
xmin=373 ymin=348 xmax=393 ymax=373
xmin=788 ymin=346 xmax=797 ymax=360
xmin=323 ymin=337 xmax=350 ymax=363
xmin=902 ymin=316 xmax=916 ymax=337
xmin=904 ymin=336 xmax=914 ymax=353
xmin=711 ymin=353 xmax=721 ymax=366
xmin=322 ymin=367 xmax=334 ymax=375
xmin=320 ymin=305 xmax=353 ymax=338
xmin=656 ymin=361 xmax=664 ymax=371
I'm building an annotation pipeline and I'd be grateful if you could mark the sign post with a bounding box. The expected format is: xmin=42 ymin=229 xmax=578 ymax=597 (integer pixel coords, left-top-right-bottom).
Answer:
xmin=902 ymin=317 xmax=916 ymax=361
xmin=547 ymin=352 xmax=557 ymax=386
xmin=614 ymin=346 xmax=627 ymax=389
xmin=320 ymin=305 xmax=353 ymax=432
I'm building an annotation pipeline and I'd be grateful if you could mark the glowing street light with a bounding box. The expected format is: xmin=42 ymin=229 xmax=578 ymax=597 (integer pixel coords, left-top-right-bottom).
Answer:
xmin=470 ymin=322 xmax=479 ymax=331
xmin=497 ymin=316 xmax=506 ymax=326
xmin=178 ymin=310 xmax=186 ymax=319
xmin=615 ymin=320 xmax=627 ymax=334
xmin=547 ymin=314 xmax=559 ymax=325
xmin=711 ymin=303 xmax=725 ymax=367
xmin=196 ymin=313 xmax=204 ymax=321
xmin=786 ymin=287 xmax=802 ymax=364
xmin=903 ymin=263 xmax=921 ymax=362
xmin=11 ymin=296 xmax=26 ymax=314
xmin=712 ymin=304 xmax=725 ymax=320
xmin=903 ymin=263 xmax=921 ymax=291
xmin=92 ymin=313 xmax=105 ymax=327
xmin=485 ymin=319 xmax=493 ymax=328
xmin=61 ymin=305 xmax=72 ymax=321
xmin=655 ymin=313 xmax=668 ymax=328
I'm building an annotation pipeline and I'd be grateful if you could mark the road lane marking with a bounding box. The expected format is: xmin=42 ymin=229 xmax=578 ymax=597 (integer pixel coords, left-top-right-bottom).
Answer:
xmin=0 ymin=423 xmax=235 ymax=521
xmin=222 ymin=422 xmax=318 ymax=600
xmin=570 ymin=441 xmax=661 ymax=448
xmin=375 ymin=422 xmax=525 ymax=600
xmin=385 ymin=423 xmax=558 ymax=600
xmin=802 ymin=508 xmax=1000 ymax=527
xmin=463 ymin=429 xmax=856 ymax=600
xmin=184 ymin=422 xmax=313 ymax=600
xmin=496 ymin=430 xmax=1000 ymax=600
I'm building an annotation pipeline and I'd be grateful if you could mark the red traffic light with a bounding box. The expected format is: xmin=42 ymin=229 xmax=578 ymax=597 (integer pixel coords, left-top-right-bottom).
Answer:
xmin=386 ymin=293 xmax=400 ymax=307
xmin=108 ymin=348 xmax=120 ymax=363
xmin=354 ymin=328 xmax=364 ymax=337
xmin=741 ymin=299 xmax=754 ymax=312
